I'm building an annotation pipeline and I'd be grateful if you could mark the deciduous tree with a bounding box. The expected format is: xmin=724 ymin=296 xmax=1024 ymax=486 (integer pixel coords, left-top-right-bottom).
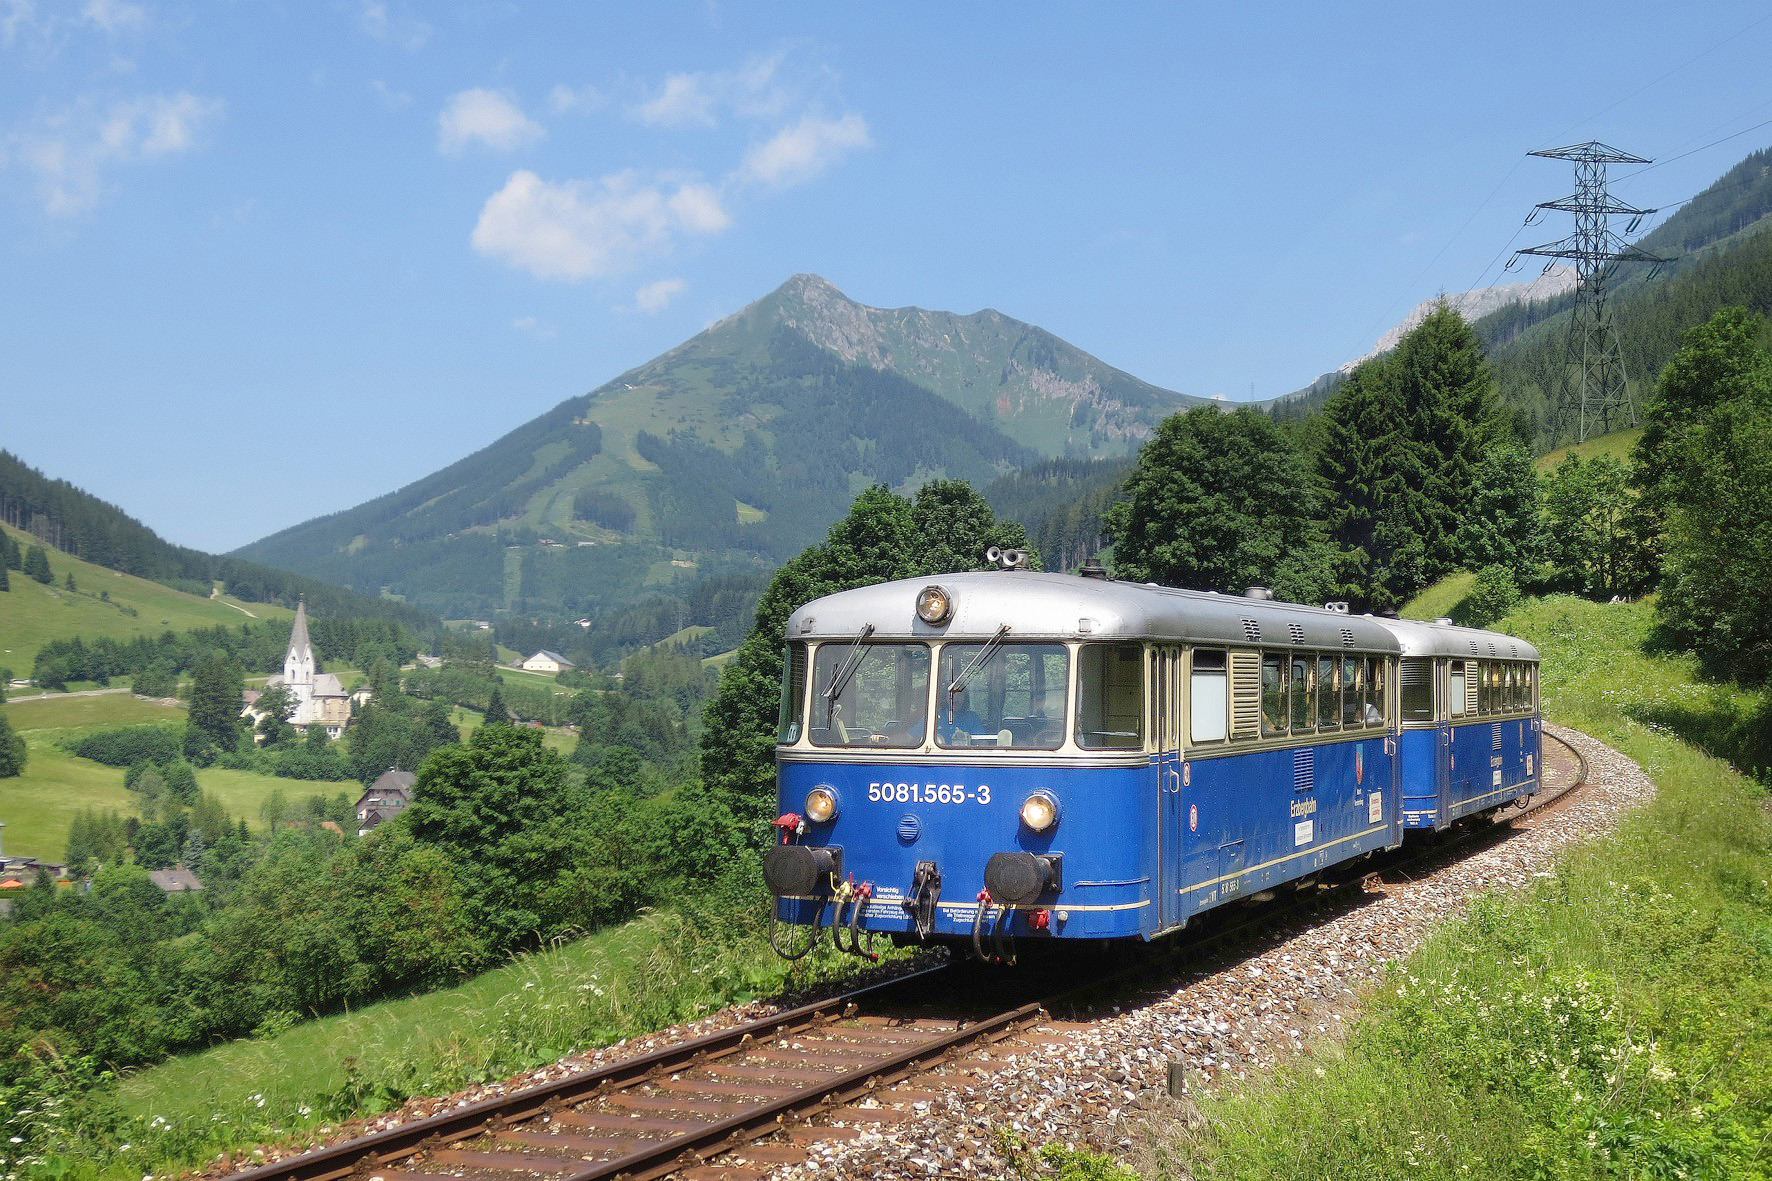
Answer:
xmin=1105 ymin=406 xmax=1333 ymax=598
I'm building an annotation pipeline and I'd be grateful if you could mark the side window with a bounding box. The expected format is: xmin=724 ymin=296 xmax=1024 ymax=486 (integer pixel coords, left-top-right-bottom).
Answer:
xmin=1077 ymin=643 xmax=1144 ymax=750
xmin=1367 ymin=657 xmax=1387 ymax=725
xmin=1190 ymin=650 xmax=1228 ymax=743
xmin=1316 ymin=654 xmax=1339 ymax=730
xmin=1261 ymin=653 xmax=1287 ymax=736
xmin=1290 ymin=656 xmax=1314 ymax=734
xmin=1341 ymin=656 xmax=1362 ymax=727
xmin=1400 ymin=657 xmax=1432 ymax=722
xmin=1449 ymin=661 xmax=1467 ymax=718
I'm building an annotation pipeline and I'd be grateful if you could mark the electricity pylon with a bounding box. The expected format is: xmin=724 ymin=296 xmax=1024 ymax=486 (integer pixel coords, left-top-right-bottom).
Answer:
xmin=1514 ymin=141 xmax=1667 ymax=444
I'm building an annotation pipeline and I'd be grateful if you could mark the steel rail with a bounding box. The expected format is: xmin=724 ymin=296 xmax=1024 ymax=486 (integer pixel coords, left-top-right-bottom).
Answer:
xmin=556 ymin=1001 xmax=1043 ymax=1181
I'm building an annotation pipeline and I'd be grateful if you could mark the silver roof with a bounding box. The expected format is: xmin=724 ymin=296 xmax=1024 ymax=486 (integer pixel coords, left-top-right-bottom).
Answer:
xmin=785 ymin=571 xmax=1401 ymax=653
xmin=1367 ymin=616 xmax=1540 ymax=662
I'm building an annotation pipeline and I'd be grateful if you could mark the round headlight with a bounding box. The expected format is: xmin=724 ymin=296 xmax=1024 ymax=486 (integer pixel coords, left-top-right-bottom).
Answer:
xmin=915 ymin=584 xmax=952 ymax=625
xmin=804 ymin=786 xmax=839 ymax=823
xmin=1019 ymin=791 xmax=1060 ymax=832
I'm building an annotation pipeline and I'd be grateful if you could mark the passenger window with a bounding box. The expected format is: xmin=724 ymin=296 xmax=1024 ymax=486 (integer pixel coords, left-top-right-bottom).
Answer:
xmin=1450 ymin=662 xmax=1467 ymax=718
xmin=1400 ymin=658 xmax=1432 ymax=722
xmin=1316 ymin=655 xmax=1339 ymax=730
xmin=1341 ymin=657 xmax=1361 ymax=727
xmin=1368 ymin=657 xmax=1388 ymax=726
xmin=1290 ymin=657 xmax=1313 ymax=733
xmin=1190 ymin=650 xmax=1228 ymax=743
xmin=1077 ymin=644 xmax=1144 ymax=749
xmin=1262 ymin=654 xmax=1286 ymax=736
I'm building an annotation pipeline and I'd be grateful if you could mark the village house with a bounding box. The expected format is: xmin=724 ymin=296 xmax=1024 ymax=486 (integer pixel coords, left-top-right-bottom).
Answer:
xmin=355 ymin=768 xmax=417 ymax=837
xmin=148 ymin=867 xmax=203 ymax=893
xmin=521 ymin=649 xmax=575 ymax=674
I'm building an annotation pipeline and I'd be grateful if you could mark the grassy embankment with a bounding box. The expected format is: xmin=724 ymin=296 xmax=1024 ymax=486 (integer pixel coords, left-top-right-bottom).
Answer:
xmin=0 ymin=523 xmax=290 ymax=678
xmin=1532 ymin=425 xmax=1642 ymax=472
xmin=82 ymin=876 xmax=871 ymax=1178
xmin=0 ymin=694 xmax=352 ymax=861
xmin=1138 ymin=592 xmax=1772 ymax=1180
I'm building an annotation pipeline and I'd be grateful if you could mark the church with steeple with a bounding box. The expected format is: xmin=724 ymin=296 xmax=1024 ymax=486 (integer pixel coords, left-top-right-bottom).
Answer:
xmin=265 ymin=599 xmax=353 ymax=737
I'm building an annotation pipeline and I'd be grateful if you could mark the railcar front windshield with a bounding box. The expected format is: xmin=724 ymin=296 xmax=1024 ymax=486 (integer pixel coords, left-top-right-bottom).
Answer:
xmin=808 ymin=642 xmax=930 ymax=747
xmin=935 ymin=642 xmax=1069 ymax=749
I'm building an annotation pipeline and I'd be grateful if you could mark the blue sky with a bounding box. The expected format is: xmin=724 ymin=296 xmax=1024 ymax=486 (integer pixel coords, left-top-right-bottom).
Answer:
xmin=4 ymin=1 xmax=1769 ymax=552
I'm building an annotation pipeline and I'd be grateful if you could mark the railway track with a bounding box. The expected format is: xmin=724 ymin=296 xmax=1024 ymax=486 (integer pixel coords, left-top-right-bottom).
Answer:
xmin=224 ymin=967 xmax=1062 ymax=1181
xmin=225 ymin=729 xmax=1590 ymax=1181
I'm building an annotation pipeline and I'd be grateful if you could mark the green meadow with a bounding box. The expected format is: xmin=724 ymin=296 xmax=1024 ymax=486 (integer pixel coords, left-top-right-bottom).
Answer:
xmin=0 ymin=523 xmax=292 ymax=676
xmin=0 ymin=694 xmax=349 ymax=861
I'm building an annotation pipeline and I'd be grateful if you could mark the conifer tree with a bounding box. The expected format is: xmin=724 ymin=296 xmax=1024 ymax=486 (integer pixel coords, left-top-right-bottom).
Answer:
xmin=1394 ymin=304 xmax=1502 ymax=577
xmin=0 ymin=710 xmax=27 ymax=778
xmin=23 ymin=543 xmax=51 ymax=584
xmin=188 ymin=654 xmax=243 ymax=752
xmin=484 ymin=681 xmax=511 ymax=725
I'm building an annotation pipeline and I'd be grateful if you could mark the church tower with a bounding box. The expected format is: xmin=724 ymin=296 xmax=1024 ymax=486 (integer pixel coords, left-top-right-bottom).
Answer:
xmin=283 ymin=597 xmax=316 ymax=715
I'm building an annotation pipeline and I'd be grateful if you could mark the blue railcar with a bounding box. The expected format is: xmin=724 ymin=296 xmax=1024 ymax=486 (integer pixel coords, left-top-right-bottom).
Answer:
xmin=761 ymin=563 xmax=1541 ymax=959
xmin=1369 ymin=617 xmax=1542 ymax=830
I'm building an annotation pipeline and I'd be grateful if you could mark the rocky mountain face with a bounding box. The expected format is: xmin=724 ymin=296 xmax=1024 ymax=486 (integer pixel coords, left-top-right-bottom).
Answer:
xmin=1340 ymin=265 xmax=1577 ymax=375
xmin=236 ymin=275 xmax=1204 ymax=620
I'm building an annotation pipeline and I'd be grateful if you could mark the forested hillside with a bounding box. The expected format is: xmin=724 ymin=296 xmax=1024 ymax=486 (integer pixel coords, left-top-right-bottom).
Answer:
xmin=0 ymin=451 xmax=433 ymax=630
xmin=235 ymin=275 xmax=1205 ymax=622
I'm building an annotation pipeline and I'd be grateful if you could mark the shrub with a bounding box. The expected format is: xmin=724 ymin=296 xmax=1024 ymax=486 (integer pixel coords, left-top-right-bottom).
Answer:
xmin=67 ymin=725 xmax=182 ymax=767
xmin=1458 ymin=564 xmax=1522 ymax=628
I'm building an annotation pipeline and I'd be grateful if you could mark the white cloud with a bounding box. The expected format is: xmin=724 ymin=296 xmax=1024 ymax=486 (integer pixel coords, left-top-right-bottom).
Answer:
xmin=549 ymin=84 xmax=604 ymax=115
xmin=359 ymin=0 xmax=430 ymax=51
xmin=438 ymin=88 xmax=543 ymax=154
xmin=4 ymin=0 xmax=145 ymax=45
xmin=633 ymin=52 xmax=791 ymax=128
xmin=81 ymin=0 xmax=144 ymax=33
xmin=634 ymin=277 xmax=686 ymax=313
xmin=8 ymin=91 xmax=224 ymax=215
xmin=511 ymin=315 xmax=557 ymax=340
xmin=471 ymin=170 xmax=730 ymax=282
xmin=636 ymin=73 xmax=714 ymax=128
xmin=739 ymin=113 xmax=870 ymax=188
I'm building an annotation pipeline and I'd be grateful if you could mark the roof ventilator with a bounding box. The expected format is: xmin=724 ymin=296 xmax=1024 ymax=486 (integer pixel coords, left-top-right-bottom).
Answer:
xmin=1241 ymin=618 xmax=1262 ymax=642
xmin=1288 ymin=622 xmax=1306 ymax=644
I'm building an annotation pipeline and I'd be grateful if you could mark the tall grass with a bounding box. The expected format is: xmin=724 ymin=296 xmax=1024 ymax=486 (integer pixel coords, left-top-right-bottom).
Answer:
xmin=1138 ymin=595 xmax=1772 ymax=1180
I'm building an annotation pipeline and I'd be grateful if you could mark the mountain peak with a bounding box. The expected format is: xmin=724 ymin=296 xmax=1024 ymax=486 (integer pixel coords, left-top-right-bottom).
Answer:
xmin=775 ymin=272 xmax=846 ymax=302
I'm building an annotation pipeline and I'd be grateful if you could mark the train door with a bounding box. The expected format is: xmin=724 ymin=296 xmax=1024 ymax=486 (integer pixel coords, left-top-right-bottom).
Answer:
xmin=1436 ymin=659 xmax=1457 ymax=828
xmin=1152 ymin=646 xmax=1184 ymax=931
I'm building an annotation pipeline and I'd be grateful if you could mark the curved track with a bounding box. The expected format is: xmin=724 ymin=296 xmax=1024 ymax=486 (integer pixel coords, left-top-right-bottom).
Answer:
xmin=224 ymin=728 xmax=1590 ymax=1181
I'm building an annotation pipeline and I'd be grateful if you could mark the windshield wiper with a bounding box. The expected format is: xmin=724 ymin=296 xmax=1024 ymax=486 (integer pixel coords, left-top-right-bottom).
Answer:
xmin=947 ymin=624 xmax=1011 ymax=700
xmin=821 ymin=624 xmax=876 ymax=717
